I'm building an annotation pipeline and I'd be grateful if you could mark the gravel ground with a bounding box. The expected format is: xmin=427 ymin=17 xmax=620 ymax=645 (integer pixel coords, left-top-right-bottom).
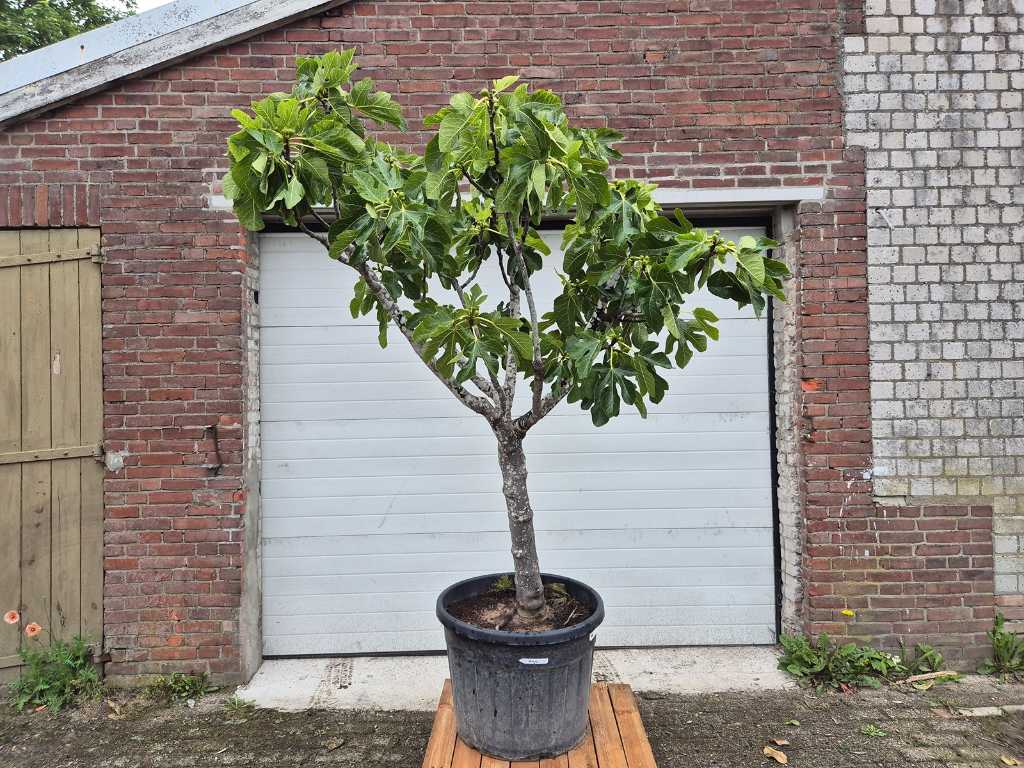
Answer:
xmin=0 ymin=676 xmax=1021 ymax=767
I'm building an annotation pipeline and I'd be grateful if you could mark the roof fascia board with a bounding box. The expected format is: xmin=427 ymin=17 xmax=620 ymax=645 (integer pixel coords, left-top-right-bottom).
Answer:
xmin=0 ymin=0 xmax=349 ymax=128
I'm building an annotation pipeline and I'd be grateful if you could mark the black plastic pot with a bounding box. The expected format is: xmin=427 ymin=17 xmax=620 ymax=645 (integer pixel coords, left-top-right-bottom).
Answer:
xmin=436 ymin=573 xmax=605 ymax=761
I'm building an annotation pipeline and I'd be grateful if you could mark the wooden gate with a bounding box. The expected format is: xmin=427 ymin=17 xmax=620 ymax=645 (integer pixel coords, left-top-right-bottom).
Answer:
xmin=0 ymin=228 xmax=104 ymax=675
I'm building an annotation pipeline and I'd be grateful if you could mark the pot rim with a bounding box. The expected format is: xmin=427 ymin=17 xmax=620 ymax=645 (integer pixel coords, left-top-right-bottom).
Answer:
xmin=436 ymin=572 xmax=605 ymax=647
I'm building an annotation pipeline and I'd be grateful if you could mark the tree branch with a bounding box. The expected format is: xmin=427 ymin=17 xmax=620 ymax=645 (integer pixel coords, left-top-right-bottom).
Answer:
xmin=505 ymin=214 xmax=544 ymax=418
xmin=355 ymin=260 xmax=498 ymax=419
xmin=501 ymin=252 xmax=521 ymax=416
xmin=514 ymin=386 xmax=568 ymax=433
xmin=298 ymin=221 xmax=329 ymax=247
xmin=295 ymin=225 xmax=498 ymax=420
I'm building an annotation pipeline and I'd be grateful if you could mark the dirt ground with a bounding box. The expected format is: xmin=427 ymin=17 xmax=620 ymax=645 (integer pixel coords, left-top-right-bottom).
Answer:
xmin=0 ymin=676 xmax=1021 ymax=767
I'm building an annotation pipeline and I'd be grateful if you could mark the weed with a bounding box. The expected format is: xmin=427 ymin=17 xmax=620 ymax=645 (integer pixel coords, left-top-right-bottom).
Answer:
xmin=144 ymin=672 xmax=213 ymax=703
xmin=490 ymin=575 xmax=514 ymax=592
xmin=907 ymin=643 xmax=944 ymax=674
xmin=979 ymin=614 xmax=1024 ymax=678
xmin=860 ymin=723 xmax=888 ymax=738
xmin=778 ymin=633 xmax=908 ymax=690
xmin=224 ymin=694 xmax=255 ymax=718
xmin=8 ymin=636 xmax=101 ymax=713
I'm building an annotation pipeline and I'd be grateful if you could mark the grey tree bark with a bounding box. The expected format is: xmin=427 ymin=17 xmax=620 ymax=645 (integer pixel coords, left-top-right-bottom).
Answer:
xmin=494 ymin=425 xmax=546 ymax=617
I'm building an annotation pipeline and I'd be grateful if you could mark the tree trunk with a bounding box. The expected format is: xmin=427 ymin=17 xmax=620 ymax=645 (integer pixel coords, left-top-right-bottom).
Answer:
xmin=494 ymin=427 xmax=546 ymax=617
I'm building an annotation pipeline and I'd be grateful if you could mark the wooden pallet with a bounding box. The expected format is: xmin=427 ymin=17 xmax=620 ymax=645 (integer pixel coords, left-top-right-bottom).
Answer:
xmin=422 ymin=680 xmax=657 ymax=768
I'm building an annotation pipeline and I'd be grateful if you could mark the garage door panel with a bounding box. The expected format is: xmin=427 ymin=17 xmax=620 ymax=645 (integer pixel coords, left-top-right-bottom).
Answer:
xmin=263 ymin=545 xmax=772 ymax=581
xmin=265 ymin=565 xmax=774 ymax=597
xmin=263 ymin=466 xmax=770 ymax=499
xmin=263 ymin=448 xmax=767 ymax=480
xmin=259 ymin=229 xmax=776 ymax=653
xmin=263 ymin=373 xmax=766 ymax=404
xmin=263 ymin=410 xmax=769 ymax=440
xmin=263 ymin=527 xmax=772 ymax=558
xmin=264 ymin=376 xmax=770 ymax=405
xmin=263 ymin=507 xmax=772 ymax=538
xmin=264 ymin=584 xmax=775 ymax=618
xmin=261 ymin=489 xmax=772 ymax=516
xmin=263 ymin=428 xmax=768 ymax=460
xmin=263 ymin=393 xmax=770 ymax=422
xmin=261 ymin=353 xmax=763 ymax=386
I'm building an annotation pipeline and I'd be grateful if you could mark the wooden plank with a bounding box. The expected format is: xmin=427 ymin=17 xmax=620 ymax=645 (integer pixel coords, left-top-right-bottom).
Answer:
xmin=0 ymin=247 xmax=98 ymax=270
xmin=0 ymin=654 xmax=22 ymax=669
xmin=424 ymin=683 xmax=654 ymax=768
xmin=607 ymin=685 xmax=657 ymax=768
xmin=566 ymin=728 xmax=599 ymax=768
xmin=77 ymin=236 xmax=104 ymax=644
xmin=19 ymin=228 xmax=53 ymax=640
xmin=0 ymin=241 xmax=21 ymax=665
xmin=452 ymin=739 xmax=483 ymax=768
xmin=49 ymin=231 xmax=83 ymax=641
xmin=540 ymin=756 xmax=569 ymax=768
xmin=423 ymin=680 xmax=458 ymax=768
xmin=587 ymin=685 xmax=628 ymax=768
xmin=0 ymin=443 xmax=101 ymax=465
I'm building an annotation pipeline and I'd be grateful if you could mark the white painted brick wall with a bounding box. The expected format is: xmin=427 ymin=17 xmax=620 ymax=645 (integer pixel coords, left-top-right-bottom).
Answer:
xmin=844 ymin=0 xmax=1024 ymax=594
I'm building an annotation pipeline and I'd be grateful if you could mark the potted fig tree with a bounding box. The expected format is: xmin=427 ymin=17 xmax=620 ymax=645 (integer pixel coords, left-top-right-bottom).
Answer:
xmin=224 ymin=50 xmax=785 ymax=760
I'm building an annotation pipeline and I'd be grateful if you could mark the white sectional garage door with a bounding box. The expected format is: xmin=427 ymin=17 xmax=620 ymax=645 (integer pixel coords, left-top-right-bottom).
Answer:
xmin=259 ymin=227 xmax=776 ymax=655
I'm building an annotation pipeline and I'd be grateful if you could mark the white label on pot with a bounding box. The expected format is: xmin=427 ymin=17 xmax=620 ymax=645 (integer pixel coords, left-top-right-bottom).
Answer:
xmin=519 ymin=657 xmax=549 ymax=666
xmin=589 ymin=633 xmax=597 ymax=643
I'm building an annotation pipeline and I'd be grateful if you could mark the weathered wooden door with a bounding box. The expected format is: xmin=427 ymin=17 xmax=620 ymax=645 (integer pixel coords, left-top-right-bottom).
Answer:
xmin=0 ymin=229 xmax=103 ymax=674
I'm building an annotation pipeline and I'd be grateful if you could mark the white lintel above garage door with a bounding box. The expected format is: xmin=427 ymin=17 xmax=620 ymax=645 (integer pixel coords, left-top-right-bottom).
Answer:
xmin=258 ymin=227 xmax=777 ymax=655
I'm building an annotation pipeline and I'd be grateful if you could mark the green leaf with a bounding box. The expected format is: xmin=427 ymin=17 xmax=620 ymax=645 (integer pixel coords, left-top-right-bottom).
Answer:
xmin=221 ymin=171 xmax=239 ymax=201
xmin=485 ymin=317 xmax=534 ymax=361
xmin=348 ymin=77 xmax=406 ymax=129
xmin=566 ymin=333 xmax=603 ymax=378
xmin=661 ymin=305 xmax=681 ymax=339
xmin=438 ymin=107 xmax=477 ymax=152
xmin=349 ymin=169 xmax=389 ymax=205
xmin=737 ymin=249 xmax=766 ymax=286
xmin=284 ymin=174 xmax=305 ymax=209
xmin=492 ymin=75 xmax=520 ymax=93
xmin=632 ymin=357 xmax=655 ymax=398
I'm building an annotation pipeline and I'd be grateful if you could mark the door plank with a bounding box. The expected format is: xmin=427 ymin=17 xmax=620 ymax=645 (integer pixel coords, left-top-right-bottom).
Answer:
xmin=77 ymin=243 xmax=104 ymax=644
xmin=481 ymin=757 xmax=512 ymax=768
xmin=566 ymin=728 xmax=599 ymax=768
xmin=0 ymin=248 xmax=21 ymax=662
xmin=452 ymin=739 xmax=483 ymax=768
xmin=509 ymin=763 xmax=540 ymax=768
xmin=49 ymin=230 xmax=83 ymax=641
xmin=587 ymin=685 xmax=628 ymax=768
xmin=19 ymin=230 xmax=53 ymax=638
xmin=607 ymin=685 xmax=657 ymax=768
xmin=423 ymin=681 xmax=458 ymax=768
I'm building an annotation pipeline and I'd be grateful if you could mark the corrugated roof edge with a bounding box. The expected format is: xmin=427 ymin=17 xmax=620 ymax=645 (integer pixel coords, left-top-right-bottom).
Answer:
xmin=0 ymin=0 xmax=349 ymax=127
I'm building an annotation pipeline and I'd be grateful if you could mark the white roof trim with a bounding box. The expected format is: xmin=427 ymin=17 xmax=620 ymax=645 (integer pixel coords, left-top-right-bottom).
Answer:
xmin=653 ymin=186 xmax=826 ymax=206
xmin=0 ymin=0 xmax=349 ymax=126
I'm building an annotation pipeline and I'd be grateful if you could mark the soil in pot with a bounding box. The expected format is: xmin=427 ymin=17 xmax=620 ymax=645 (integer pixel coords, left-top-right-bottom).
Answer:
xmin=446 ymin=578 xmax=595 ymax=633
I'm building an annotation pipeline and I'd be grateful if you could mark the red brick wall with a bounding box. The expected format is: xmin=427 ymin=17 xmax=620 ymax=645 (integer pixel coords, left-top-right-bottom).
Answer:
xmin=0 ymin=0 xmax=993 ymax=679
xmin=803 ymin=504 xmax=995 ymax=665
